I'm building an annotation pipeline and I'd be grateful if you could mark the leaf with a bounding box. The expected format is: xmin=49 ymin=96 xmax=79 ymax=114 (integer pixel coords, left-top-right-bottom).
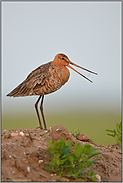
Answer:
xmin=106 ymin=129 xmax=115 ymax=133
xmin=43 ymin=167 xmax=52 ymax=172
xmin=49 ymin=161 xmax=56 ymax=166
xmin=67 ymin=154 xmax=74 ymax=163
xmin=73 ymin=142 xmax=83 ymax=158
xmin=88 ymin=148 xmax=99 ymax=155
xmin=60 ymin=158 xmax=67 ymax=165
xmin=55 ymin=177 xmax=60 ymax=180
xmin=65 ymin=139 xmax=71 ymax=146
xmin=62 ymin=147 xmax=70 ymax=155
xmin=107 ymin=133 xmax=115 ymax=137
xmin=88 ymin=152 xmax=101 ymax=159
xmin=82 ymin=144 xmax=93 ymax=155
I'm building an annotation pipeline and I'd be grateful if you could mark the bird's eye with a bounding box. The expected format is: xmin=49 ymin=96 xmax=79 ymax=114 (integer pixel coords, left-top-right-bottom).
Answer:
xmin=62 ymin=58 xmax=65 ymax=60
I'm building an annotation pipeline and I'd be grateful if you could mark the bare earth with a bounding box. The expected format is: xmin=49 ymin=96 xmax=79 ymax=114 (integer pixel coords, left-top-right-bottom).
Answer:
xmin=1 ymin=125 xmax=122 ymax=182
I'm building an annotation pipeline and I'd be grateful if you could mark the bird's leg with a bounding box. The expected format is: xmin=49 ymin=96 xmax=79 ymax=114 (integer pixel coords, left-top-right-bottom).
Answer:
xmin=40 ymin=95 xmax=47 ymax=130
xmin=35 ymin=95 xmax=43 ymax=130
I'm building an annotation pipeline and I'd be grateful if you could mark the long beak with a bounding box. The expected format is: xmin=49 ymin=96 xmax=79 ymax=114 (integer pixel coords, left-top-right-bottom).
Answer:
xmin=67 ymin=61 xmax=97 ymax=83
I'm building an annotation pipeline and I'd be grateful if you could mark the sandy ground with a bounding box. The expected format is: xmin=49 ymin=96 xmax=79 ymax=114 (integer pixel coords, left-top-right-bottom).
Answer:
xmin=1 ymin=125 xmax=122 ymax=182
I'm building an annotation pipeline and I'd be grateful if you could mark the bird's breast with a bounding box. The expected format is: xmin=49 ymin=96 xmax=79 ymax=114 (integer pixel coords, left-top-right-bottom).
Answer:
xmin=48 ymin=65 xmax=70 ymax=90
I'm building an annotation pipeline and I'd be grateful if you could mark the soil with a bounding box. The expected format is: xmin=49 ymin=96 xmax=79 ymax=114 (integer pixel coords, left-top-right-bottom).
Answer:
xmin=1 ymin=125 xmax=122 ymax=182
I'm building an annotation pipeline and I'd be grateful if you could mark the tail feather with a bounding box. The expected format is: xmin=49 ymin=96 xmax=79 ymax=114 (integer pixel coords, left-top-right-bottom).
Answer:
xmin=6 ymin=82 xmax=30 ymax=97
xmin=18 ymin=85 xmax=31 ymax=95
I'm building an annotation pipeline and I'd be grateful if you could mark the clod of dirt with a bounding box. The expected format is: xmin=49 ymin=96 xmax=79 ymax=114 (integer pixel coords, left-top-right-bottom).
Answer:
xmin=48 ymin=125 xmax=77 ymax=143
xmin=1 ymin=125 xmax=122 ymax=182
xmin=77 ymin=133 xmax=89 ymax=141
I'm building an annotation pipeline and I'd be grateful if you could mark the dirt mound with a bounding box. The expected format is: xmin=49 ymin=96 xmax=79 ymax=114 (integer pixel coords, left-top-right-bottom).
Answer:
xmin=1 ymin=125 xmax=122 ymax=182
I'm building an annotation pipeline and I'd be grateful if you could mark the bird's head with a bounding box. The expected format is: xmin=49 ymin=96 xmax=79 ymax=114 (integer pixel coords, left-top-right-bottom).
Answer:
xmin=53 ymin=53 xmax=70 ymax=66
xmin=53 ymin=53 xmax=97 ymax=83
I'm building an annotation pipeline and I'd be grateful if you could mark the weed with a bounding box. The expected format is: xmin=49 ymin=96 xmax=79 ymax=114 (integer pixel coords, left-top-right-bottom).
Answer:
xmin=44 ymin=135 xmax=101 ymax=181
xmin=106 ymin=121 xmax=122 ymax=146
xmin=71 ymin=129 xmax=80 ymax=138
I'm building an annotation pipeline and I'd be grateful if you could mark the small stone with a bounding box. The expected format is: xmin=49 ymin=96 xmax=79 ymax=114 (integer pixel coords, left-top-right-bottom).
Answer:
xmin=95 ymin=174 xmax=101 ymax=182
xmin=20 ymin=132 xmax=24 ymax=136
xmin=77 ymin=134 xmax=89 ymax=141
xmin=25 ymin=134 xmax=29 ymax=137
xmin=61 ymin=177 xmax=69 ymax=182
xmin=22 ymin=158 xmax=28 ymax=165
xmin=11 ymin=133 xmax=19 ymax=137
xmin=38 ymin=160 xmax=43 ymax=164
xmin=12 ymin=155 xmax=17 ymax=159
xmin=27 ymin=166 xmax=30 ymax=173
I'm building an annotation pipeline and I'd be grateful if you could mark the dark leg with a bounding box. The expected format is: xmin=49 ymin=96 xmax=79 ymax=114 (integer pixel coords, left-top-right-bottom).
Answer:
xmin=40 ymin=95 xmax=47 ymax=130
xmin=35 ymin=95 xmax=43 ymax=129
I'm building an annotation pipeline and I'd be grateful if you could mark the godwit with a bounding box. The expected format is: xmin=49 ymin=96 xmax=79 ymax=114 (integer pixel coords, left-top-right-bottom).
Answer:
xmin=7 ymin=53 xmax=97 ymax=130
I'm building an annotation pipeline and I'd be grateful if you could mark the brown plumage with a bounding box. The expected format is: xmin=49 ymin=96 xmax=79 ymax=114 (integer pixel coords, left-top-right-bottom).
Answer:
xmin=7 ymin=53 xmax=97 ymax=130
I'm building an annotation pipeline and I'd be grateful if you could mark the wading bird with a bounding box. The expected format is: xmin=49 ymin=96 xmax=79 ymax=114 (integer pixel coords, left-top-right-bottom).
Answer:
xmin=7 ymin=53 xmax=97 ymax=130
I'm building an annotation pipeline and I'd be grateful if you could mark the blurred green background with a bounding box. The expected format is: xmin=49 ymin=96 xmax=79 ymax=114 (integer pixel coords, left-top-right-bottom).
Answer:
xmin=2 ymin=110 xmax=121 ymax=146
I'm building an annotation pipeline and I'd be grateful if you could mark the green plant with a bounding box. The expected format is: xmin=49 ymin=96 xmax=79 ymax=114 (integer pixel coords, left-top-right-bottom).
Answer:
xmin=44 ymin=137 xmax=73 ymax=176
xmin=106 ymin=121 xmax=122 ymax=146
xmin=44 ymin=136 xmax=101 ymax=181
xmin=71 ymin=129 xmax=80 ymax=138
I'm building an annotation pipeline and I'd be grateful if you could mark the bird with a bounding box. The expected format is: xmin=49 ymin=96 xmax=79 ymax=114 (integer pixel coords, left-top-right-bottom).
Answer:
xmin=6 ymin=53 xmax=97 ymax=130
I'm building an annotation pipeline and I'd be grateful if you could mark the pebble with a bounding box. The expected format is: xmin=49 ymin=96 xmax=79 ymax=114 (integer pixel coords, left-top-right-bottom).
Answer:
xmin=38 ymin=160 xmax=43 ymax=164
xmin=77 ymin=134 xmax=89 ymax=141
xmin=20 ymin=132 xmax=24 ymax=136
xmin=95 ymin=174 xmax=101 ymax=182
xmin=22 ymin=158 xmax=28 ymax=165
xmin=27 ymin=166 xmax=30 ymax=173
xmin=11 ymin=133 xmax=19 ymax=137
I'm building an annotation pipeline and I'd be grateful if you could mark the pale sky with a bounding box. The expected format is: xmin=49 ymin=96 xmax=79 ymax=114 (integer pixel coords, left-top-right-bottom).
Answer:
xmin=2 ymin=1 xmax=121 ymax=114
